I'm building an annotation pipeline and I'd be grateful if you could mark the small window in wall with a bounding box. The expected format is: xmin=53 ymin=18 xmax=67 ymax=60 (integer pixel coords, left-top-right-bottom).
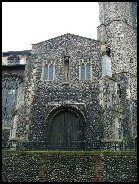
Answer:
xmin=117 ymin=84 xmax=121 ymax=98
xmin=64 ymin=56 xmax=70 ymax=82
xmin=79 ymin=60 xmax=92 ymax=80
xmin=43 ymin=64 xmax=54 ymax=81
xmin=106 ymin=47 xmax=111 ymax=57
xmin=130 ymin=58 xmax=133 ymax=63
xmin=81 ymin=64 xmax=85 ymax=80
xmin=124 ymin=19 xmax=127 ymax=24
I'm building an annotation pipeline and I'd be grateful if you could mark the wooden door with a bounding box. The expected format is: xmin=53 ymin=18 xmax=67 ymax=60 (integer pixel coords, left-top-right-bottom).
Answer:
xmin=49 ymin=110 xmax=83 ymax=149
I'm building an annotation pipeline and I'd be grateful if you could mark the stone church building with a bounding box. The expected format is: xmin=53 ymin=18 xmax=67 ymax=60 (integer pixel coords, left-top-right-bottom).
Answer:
xmin=2 ymin=2 xmax=137 ymax=150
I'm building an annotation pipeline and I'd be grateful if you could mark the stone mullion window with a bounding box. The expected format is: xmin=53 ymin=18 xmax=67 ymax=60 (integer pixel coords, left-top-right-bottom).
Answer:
xmin=79 ymin=59 xmax=92 ymax=80
xmin=43 ymin=64 xmax=49 ymax=80
xmin=42 ymin=61 xmax=55 ymax=81
xmin=53 ymin=63 xmax=55 ymax=80
xmin=49 ymin=64 xmax=54 ymax=80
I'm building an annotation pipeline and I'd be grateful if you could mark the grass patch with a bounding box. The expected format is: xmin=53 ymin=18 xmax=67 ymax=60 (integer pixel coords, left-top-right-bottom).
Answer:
xmin=2 ymin=150 xmax=136 ymax=156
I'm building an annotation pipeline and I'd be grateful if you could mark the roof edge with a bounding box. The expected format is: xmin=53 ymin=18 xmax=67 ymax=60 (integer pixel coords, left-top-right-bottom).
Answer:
xmin=32 ymin=33 xmax=100 ymax=45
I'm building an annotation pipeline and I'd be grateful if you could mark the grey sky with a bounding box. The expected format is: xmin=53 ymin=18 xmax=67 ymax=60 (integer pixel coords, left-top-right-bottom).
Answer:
xmin=2 ymin=2 xmax=99 ymax=52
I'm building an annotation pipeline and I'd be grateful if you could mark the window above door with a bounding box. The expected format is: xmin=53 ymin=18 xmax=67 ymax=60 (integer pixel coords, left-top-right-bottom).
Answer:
xmin=42 ymin=59 xmax=55 ymax=81
xmin=79 ymin=58 xmax=92 ymax=81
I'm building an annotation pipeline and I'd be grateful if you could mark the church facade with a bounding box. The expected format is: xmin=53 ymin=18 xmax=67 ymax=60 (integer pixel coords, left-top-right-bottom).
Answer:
xmin=2 ymin=2 xmax=137 ymax=150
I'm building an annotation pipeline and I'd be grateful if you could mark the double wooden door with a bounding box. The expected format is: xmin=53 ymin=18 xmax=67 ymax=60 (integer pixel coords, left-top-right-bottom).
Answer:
xmin=49 ymin=110 xmax=83 ymax=149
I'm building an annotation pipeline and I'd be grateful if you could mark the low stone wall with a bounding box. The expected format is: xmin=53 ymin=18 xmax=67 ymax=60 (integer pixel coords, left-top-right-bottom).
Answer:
xmin=2 ymin=151 xmax=137 ymax=182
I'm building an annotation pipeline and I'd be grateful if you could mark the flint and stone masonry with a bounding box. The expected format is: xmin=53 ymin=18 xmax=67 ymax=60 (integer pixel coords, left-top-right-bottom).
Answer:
xmin=2 ymin=2 xmax=137 ymax=150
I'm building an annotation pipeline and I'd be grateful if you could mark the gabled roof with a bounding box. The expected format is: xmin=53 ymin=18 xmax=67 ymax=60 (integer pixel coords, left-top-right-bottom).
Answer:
xmin=32 ymin=33 xmax=100 ymax=46
xmin=2 ymin=33 xmax=100 ymax=55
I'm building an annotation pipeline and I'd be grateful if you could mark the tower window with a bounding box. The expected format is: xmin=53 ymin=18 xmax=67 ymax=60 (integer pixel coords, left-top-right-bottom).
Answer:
xmin=64 ymin=56 xmax=70 ymax=82
xmin=43 ymin=64 xmax=54 ymax=81
xmin=130 ymin=58 xmax=133 ymax=63
xmin=124 ymin=19 xmax=127 ymax=24
xmin=106 ymin=47 xmax=111 ymax=57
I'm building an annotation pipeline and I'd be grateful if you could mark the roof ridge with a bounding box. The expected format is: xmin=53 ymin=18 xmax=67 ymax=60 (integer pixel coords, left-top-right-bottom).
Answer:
xmin=32 ymin=33 xmax=99 ymax=45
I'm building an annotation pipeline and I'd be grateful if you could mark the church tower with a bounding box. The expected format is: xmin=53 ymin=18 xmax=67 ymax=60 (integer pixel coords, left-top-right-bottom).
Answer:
xmin=98 ymin=2 xmax=137 ymax=144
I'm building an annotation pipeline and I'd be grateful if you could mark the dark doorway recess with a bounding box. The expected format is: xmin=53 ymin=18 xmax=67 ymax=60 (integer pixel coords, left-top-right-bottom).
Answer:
xmin=47 ymin=106 xmax=85 ymax=150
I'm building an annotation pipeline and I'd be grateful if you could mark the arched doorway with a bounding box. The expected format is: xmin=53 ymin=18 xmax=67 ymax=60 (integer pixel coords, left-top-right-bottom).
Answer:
xmin=47 ymin=107 xmax=85 ymax=150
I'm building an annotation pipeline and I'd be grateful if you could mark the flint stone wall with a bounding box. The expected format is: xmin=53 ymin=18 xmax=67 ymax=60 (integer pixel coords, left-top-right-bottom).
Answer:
xmin=20 ymin=34 xmax=103 ymax=146
xmin=2 ymin=152 xmax=137 ymax=182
